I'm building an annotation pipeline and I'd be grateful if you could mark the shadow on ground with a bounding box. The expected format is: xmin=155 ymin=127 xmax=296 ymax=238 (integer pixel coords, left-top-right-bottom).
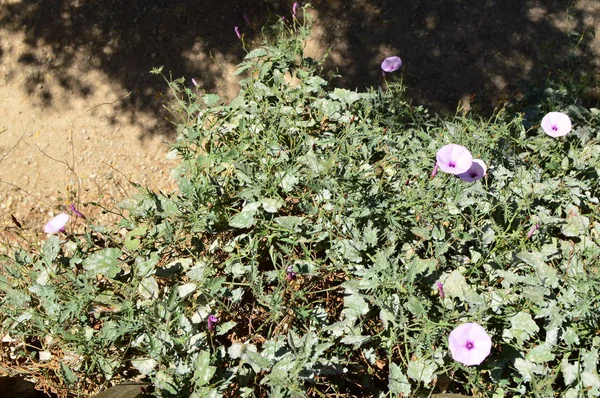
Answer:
xmin=0 ymin=0 xmax=597 ymax=139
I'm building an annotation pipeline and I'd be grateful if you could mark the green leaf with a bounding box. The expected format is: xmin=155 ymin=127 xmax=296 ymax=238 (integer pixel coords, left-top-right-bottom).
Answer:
xmin=443 ymin=270 xmax=483 ymax=306
xmin=561 ymin=205 xmax=590 ymax=237
xmin=516 ymin=251 xmax=558 ymax=287
xmin=138 ymin=277 xmax=159 ymax=299
xmin=561 ymin=356 xmax=579 ymax=386
xmin=504 ymin=311 xmax=539 ymax=345
xmin=514 ymin=358 xmax=539 ymax=382
xmin=229 ymin=210 xmax=257 ymax=228
xmin=135 ymin=252 xmax=159 ymax=277
xmin=124 ymin=236 xmax=140 ymax=251
xmin=411 ymin=226 xmax=431 ymax=241
xmin=406 ymin=258 xmax=437 ymax=282
xmin=389 ymin=362 xmax=411 ymax=395
xmin=216 ymin=321 xmax=237 ymax=336
xmin=273 ymin=216 xmax=303 ymax=232
xmin=245 ymin=48 xmax=268 ymax=59
xmin=404 ymin=296 xmax=426 ymax=317
xmin=279 ymin=173 xmax=299 ymax=192
xmin=42 ymin=235 xmax=60 ymax=264
xmin=261 ymin=198 xmax=282 ymax=213
xmin=193 ymin=351 xmax=216 ymax=387
xmin=407 ymin=358 xmax=437 ymax=385
xmin=131 ymin=358 xmax=157 ymax=375
xmin=526 ymin=342 xmax=555 ymax=363
xmin=154 ymin=371 xmax=178 ymax=395
xmin=343 ymin=288 xmax=369 ymax=318
xmin=60 ymin=361 xmax=78 ymax=385
xmin=83 ymin=248 xmax=122 ymax=278
xmin=245 ymin=349 xmax=271 ymax=372
xmin=202 ymin=94 xmax=220 ymax=106
xmin=330 ymin=88 xmax=361 ymax=105
xmin=340 ymin=335 xmax=371 ymax=348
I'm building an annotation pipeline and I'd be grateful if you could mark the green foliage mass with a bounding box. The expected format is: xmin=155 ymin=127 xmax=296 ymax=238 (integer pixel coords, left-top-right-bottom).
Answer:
xmin=2 ymin=7 xmax=600 ymax=398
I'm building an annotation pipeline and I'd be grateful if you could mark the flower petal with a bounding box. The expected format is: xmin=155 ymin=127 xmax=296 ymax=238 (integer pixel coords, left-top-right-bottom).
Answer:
xmin=44 ymin=213 xmax=70 ymax=234
xmin=448 ymin=322 xmax=492 ymax=366
xmin=381 ymin=56 xmax=402 ymax=73
xmin=458 ymin=159 xmax=487 ymax=182
xmin=541 ymin=112 xmax=571 ymax=137
xmin=436 ymin=144 xmax=473 ymax=175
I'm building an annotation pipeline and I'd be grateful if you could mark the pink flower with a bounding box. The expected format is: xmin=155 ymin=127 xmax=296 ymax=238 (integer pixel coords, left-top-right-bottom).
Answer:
xmin=458 ymin=159 xmax=487 ymax=182
xmin=286 ymin=265 xmax=297 ymax=281
xmin=436 ymin=282 xmax=445 ymax=299
xmin=436 ymin=144 xmax=473 ymax=175
xmin=526 ymin=223 xmax=540 ymax=239
xmin=431 ymin=163 xmax=439 ymax=178
xmin=292 ymin=2 xmax=299 ymax=18
xmin=448 ymin=322 xmax=492 ymax=366
xmin=207 ymin=315 xmax=218 ymax=331
xmin=69 ymin=203 xmax=86 ymax=219
xmin=381 ymin=56 xmax=402 ymax=73
xmin=541 ymin=112 xmax=571 ymax=137
xmin=191 ymin=78 xmax=199 ymax=87
xmin=234 ymin=26 xmax=242 ymax=39
xmin=44 ymin=213 xmax=69 ymax=234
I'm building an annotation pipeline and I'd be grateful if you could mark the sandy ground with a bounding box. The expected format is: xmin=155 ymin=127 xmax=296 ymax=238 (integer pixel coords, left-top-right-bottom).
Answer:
xmin=0 ymin=0 xmax=598 ymax=231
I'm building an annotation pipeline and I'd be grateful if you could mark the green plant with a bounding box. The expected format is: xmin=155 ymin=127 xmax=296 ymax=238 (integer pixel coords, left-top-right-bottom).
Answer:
xmin=2 ymin=5 xmax=600 ymax=397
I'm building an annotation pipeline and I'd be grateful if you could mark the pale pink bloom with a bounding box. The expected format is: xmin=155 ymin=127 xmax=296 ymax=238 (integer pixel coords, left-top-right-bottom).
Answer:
xmin=191 ymin=78 xmax=199 ymax=87
xmin=292 ymin=2 xmax=299 ymax=18
xmin=207 ymin=315 xmax=218 ymax=331
xmin=234 ymin=26 xmax=242 ymax=39
xmin=44 ymin=213 xmax=69 ymax=234
xmin=436 ymin=282 xmax=445 ymax=299
xmin=436 ymin=144 xmax=473 ymax=175
xmin=541 ymin=112 xmax=571 ymax=137
xmin=526 ymin=223 xmax=540 ymax=239
xmin=448 ymin=323 xmax=492 ymax=366
xmin=286 ymin=265 xmax=297 ymax=281
xmin=458 ymin=159 xmax=487 ymax=182
xmin=381 ymin=56 xmax=402 ymax=73
xmin=431 ymin=163 xmax=439 ymax=178
xmin=69 ymin=203 xmax=86 ymax=219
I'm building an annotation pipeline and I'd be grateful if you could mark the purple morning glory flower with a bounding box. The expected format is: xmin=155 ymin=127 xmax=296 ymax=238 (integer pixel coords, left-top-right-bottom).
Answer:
xmin=458 ymin=159 xmax=487 ymax=182
xmin=292 ymin=2 xmax=299 ymax=18
xmin=207 ymin=315 xmax=218 ymax=331
xmin=526 ymin=223 xmax=540 ymax=239
xmin=69 ymin=203 xmax=86 ymax=219
xmin=436 ymin=282 xmax=445 ymax=299
xmin=436 ymin=144 xmax=473 ymax=175
xmin=448 ymin=322 xmax=492 ymax=366
xmin=286 ymin=265 xmax=297 ymax=281
xmin=431 ymin=163 xmax=439 ymax=178
xmin=381 ymin=56 xmax=402 ymax=73
xmin=541 ymin=112 xmax=571 ymax=137
xmin=44 ymin=213 xmax=69 ymax=234
xmin=234 ymin=26 xmax=242 ymax=39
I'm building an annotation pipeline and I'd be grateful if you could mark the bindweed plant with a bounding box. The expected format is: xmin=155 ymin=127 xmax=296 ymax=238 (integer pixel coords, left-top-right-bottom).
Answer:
xmin=2 ymin=5 xmax=600 ymax=397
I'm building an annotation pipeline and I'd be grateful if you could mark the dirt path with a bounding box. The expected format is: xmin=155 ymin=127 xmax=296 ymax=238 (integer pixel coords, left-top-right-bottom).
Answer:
xmin=1 ymin=0 xmax=598 ymax=233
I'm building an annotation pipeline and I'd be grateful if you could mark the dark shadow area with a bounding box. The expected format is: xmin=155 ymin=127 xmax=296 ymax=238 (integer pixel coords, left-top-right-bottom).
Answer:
xmin=309 ymin=0 xmax=599 ymax=114
xmin=0 ymin=376 xmax=55 ymax=398
xmin=0 ymin=0 xmax=598 ymax=139
xmin=0 ymin=0 xmax=279 ymax=139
